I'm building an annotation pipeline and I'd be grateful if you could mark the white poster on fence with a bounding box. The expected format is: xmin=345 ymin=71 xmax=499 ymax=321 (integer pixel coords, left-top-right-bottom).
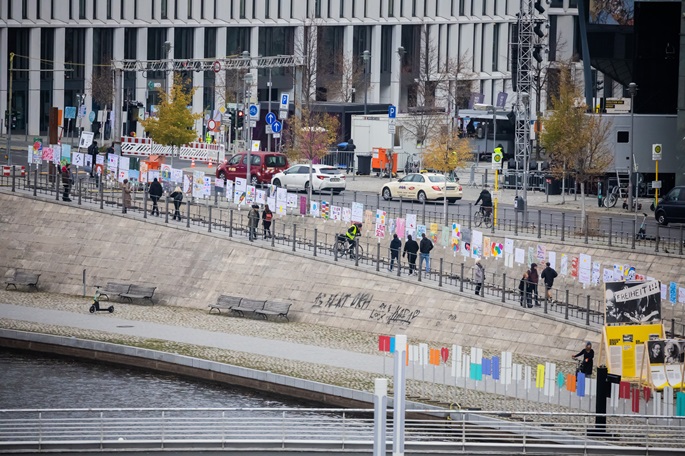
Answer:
xmin=342 ymin=207 xmax=352 ymax=223
xmin=406 ymin=213 xmax=417 ymax=239
xmin=351 ymin=202 xmax=364 ymax=223
xmin=548 ymin=251 xmax=556 ymax=270
xmin=471 ymin=230 xmax=483 ymax=259
xmin=203 ymin=177 xmax=212 ymax=198
xmin=192 ymin=171 xmax=205 ymax=198
xmin=578 ymin=253 xmax=592 ymax=285
xmin=234 ymin=177 xmax=247 ymax=205
xmin=256 ymin=189 xmax=266 ymax=205
xmin=560 ymin=254 xmax=568 ymax=276
xmin=286 ymin=192 xmax=297 ymax=208
xmin=276 ymin=188 xmax=288 ymax=208
xmin=171 ymin=168 xmax=183 ymax=183
xmin=183 ymin=174 xmax=191 ymax=193
xmin=514 ymin=248 xmax=525 ymax=265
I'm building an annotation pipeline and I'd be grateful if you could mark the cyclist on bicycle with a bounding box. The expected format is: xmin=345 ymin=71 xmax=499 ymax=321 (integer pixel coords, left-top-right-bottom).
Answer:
xmin=346 ymin=222 xmax=362 ymax=255
xmin=475 ymin=185 xmax=493 ymax=216
xmin=572 ymin=341 xmax=594 ymax=377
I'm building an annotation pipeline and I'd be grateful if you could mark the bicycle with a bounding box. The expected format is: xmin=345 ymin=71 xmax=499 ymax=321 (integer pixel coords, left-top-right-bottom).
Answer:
xmin=474 ymin=206 xmax=493 ymax=228
xmin=334 ymin=235 xmax=364 ymax=259
xmin=603 ymin=184 xmax=627 ymax=208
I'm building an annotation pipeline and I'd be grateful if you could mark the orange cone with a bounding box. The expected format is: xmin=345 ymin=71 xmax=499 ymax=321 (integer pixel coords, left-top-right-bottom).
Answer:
xmin=208 ymin=158 xmax=213 ymax=168
xmin=191 ymin=159 xmax=196 ymax=168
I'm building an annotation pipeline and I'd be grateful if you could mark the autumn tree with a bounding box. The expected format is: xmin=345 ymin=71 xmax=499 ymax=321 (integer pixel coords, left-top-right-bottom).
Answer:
xmin=540 ymin=68 xmax=612 ymax=234
xmin=283 ymin=104 xmax=340 ymax=204
xmin=140 ymin=74 xmax=202 ymax=163
xmin=88 ymin=57 xmax=113 ymax=144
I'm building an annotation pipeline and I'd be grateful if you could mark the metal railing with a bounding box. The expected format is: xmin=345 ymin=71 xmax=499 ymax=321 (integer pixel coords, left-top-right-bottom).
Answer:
xmin=0 ymin=407 xmax=683 ymax=454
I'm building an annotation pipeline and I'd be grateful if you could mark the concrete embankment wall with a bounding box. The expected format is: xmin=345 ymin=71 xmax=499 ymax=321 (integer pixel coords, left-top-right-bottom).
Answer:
xmin=2 ymin=192 xmax=669 ymax=360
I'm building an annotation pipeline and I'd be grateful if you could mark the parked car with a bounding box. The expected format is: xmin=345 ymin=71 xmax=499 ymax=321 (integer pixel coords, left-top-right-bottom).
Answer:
xmin=216 ymin=152 xmax=289 ymax=186
xmin=654 ymin=186 xmax=685 ymax=225
xmin=381 ymin=173 xmax=463 ymax=203
xmin=272 ymin=164 xmax=346 ymax=193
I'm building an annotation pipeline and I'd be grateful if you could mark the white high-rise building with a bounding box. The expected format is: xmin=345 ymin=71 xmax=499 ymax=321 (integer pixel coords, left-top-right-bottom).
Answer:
xmin=0 ymin=0 xmax=580 ymax=138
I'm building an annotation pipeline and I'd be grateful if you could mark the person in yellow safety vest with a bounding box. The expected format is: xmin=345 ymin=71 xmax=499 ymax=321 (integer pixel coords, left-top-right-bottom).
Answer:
xmin=346 ymin=222 xmax=362 ymax=256
xmin=494 ymin=143 xmax=505 ymax=170
xmin=205 ymin=132 xmax=211 ymax=144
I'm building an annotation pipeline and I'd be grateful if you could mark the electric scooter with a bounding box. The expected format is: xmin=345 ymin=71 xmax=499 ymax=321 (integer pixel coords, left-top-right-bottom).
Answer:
xmin=89 ymin=289 xmax=114 ymax=313
xmin=635 ymin=213 xmax=656 ymax=241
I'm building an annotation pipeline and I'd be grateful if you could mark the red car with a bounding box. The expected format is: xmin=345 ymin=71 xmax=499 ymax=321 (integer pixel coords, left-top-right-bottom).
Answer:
xmin=216 ymin=151 xmax=289 ymax=186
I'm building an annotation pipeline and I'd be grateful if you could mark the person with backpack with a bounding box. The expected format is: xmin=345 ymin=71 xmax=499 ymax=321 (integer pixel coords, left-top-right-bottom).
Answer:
xmin=473 ymin=259 xmax=485 ymax=296
xmin=419 ymin=233 xmax=434 ymax=274
xmin=518 ymin=271 xmax=532 ymax=308
xmin=528 ymin=263 xmax=540 ymax=306
xmin=170 ymin=186 xmax=183 ymax=221
xmin=402 ymin=235 xmax=419 ymax=275
xmin=248 ymin=204 xmax=260 ymax=241
xmin=262 ymin=204 xmax=273 ymax=239
xmin=388 ymin=234 xmax=402 ymax=273
xmin=540 ymin=261 xmax=559 ymax=303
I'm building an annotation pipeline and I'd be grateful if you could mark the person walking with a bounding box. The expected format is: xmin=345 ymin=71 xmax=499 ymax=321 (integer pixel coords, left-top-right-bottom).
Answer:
xmin=540 ymin=261 xmax=558 ymax=303
xmin=403 ymin=235 xmax=419 ymax=276
xmin=61 ymin=164 xmax=72 ymax=202
xmin=87 ymin=140 xmax=98 ymax=177
xmin=121 ymin=179 xmax=132 ymax=214
xmin=248 ymin=204 xmax=260 ymax=242
xmin=419 ymin=233 xmax=434 ymax=274
xmin=518 ymin=271 xmax=532 ymax=307
xmin=388 ymin=234 xmax=402 ymax=273
xmin=473 ymin=259 xmax=485 ymax=296
xmin=572 ymin=342 xmax=595 ymax=377
xmin=148 ymin=178 xmax=163 ymax=216
xmin=528 ymin=263 xmax=540 ymax=306
xmin=170 ymin=186 xmax=183 ymax=220
xmin=262 ymin=204 xmax=273 ymax=239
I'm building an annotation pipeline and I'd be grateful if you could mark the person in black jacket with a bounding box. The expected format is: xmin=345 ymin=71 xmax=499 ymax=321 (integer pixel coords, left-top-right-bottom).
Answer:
xmin=148 ymin=178 xmax=163 ymax=216
xmin=528 ymin=263 xmax=540 ymax=306
xmin=540 ymin=262 xmax=558 ymax=302
xmin=170 ymin=186 xmax=183 ymax=221
xmin=518 ymin=271 xmax=532 ymax=307
xmin=87 ymin=141 xmax=98 ymax=177
xmin=419 ymin=233 xmax=434 ymax=273
xmin=403 ymin=235 xmax=419 ymax=275
xmin=572 ymin=342 xmax=594 ymax=377
xmin=388 ymin=234 xmax=401 ymax=272
xmin=475 ymin=185 xmax=493 ymax=215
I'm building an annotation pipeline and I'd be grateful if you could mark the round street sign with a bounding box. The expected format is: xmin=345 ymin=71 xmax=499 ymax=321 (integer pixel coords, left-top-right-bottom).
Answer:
xmin=88 ymin=111 xmax=96 ymax=123
xmin=249 ymin=105 xmax=259 ymax=117
xmin=271 ymin=121 xmax=282 ymax=133
xmin=265 ymin=112 xmax=277 ymax=125
xmin=212 ymin=60 xmax=222 ymax=73
xmin=207 ymin=119 xmax=217 ymax=131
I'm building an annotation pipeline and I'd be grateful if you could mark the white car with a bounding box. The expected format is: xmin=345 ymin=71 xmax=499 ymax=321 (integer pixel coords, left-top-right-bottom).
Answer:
xmin=271 ymin=164 xmax=347 ymax=193
xmin=381 ymin=173 xmax=463 ymax=203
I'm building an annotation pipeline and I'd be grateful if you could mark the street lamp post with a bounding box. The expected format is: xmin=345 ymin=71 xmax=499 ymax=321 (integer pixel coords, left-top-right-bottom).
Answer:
xmin=267 ymin=68 xmax=272 ymax=152
xmin=244 ymin=72 xmax=253 ymax=184
xmin=521 ymin=92 xmax=530 ymax=223
xmin=362 ymin=50 xmax=371 ymax=115
xmin=628 ymin=82 xmax=638 ymax=210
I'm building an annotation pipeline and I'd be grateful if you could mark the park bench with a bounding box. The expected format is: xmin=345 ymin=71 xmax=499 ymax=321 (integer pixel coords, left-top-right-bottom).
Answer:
xmin=231 ymin=298 xmax=266 ymax=318
xmin=209 ymin=295 xmax=243 ymax=314
xmin=119 ymin=285 xmax=157 ymax=305
xmin=255 ymin=301 xmax=292 ymax=321
xmin=5 ymin=271 xmax=41 ymax=291
xmin=98 ymin=282 xmax=132 ymax=301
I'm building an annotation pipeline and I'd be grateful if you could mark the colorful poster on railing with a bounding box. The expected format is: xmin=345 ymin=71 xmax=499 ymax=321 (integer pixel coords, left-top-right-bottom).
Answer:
xmin=275 ymin=188 xmax=287 ymax=210
xmin=579 ymin=254 xmax=592 ymax=285
xmin=61 ymin=144 xmax=72 ymax=166
xmin=255 ymin=189 xmax=266 ymax=205
xmin=471 ymin=230 xmax=483 ymax=258
xmin=342 ymin=207 xmax=351 ymax=223
xmin=483 ymin=236 xmax=491 ymax=257
xmin=171 ymin=168 xmax=183 ymax=183
xmin=461 ymin=228 xmax=471 ymax=257
xmin=72 ymin=152 xmax=84 ymax=167
xmin=536 ymin=244 xmax=546 ymax=262
xmin=183 ymin=174 xmax=190 ymax=193
xmin=332 ymin=206 xmax=342 ymax=222
xmin=605 ymin=280 xmax=662 ymax=325
xmin=646 ymin=339 xmax=685 ymax=390
xmin=52 ymin=145 xmax=61 ymax=165
xmin=310 ymin=201 xmax=320 ymax=217
xmin=406 ymin=214 xmax=417 ymax=238
xmin=203 ymin=177 xmax=212 ymax=198
xmin=387 ymin=218 xmax=395 ymax=235
xmin=441 ymin=226 xmax=450 ymax=247
xmin=429 ymin=223 xmax=438 ymax=244
xmin=233 ymin=177 xmax=247 ymax=205
xmin=246 ymin=185 xmax=256 ymax=205
xmin=396 ymin=218 xmax=406 ymax=238
xmin=321 ymin=201 xmax=329 ymax=219
xmin=592 ymin=262 xmax=601 ymax=286
xmin=604 ymin=323 xmax=664 ymax=381
xmin=416 ymin=224 xmax=426 ymax=239
xmin=41 ymin=147 xmax=53 ymax=162
xmin=351 ymin=202 xmax=363 ymax=223
xmin=286 ymin=192 xmax=297 ymax=209
xmin=376 ymin=209 xmax=386 ymax=227
xmin=192 ymin=170 xmax=204 ymax=198
xmin=224 ymin=180 xmax=233 ymax=200
xmin=451 ymin=223 xmax=461 ymax=253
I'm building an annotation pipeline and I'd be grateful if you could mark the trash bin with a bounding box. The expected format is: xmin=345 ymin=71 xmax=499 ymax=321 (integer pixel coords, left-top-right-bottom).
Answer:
xmin=514 ymin=196 xmax=526 ymax=212
xmin=545 ymin=177 xmax=562 ymax=195
xmin=357 ymin=154 xmax=372 ymax=175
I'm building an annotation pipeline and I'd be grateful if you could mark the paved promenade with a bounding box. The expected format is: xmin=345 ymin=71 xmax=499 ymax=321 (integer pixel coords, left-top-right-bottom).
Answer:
xmin=0 ymin=288 xmax=580 ymax=413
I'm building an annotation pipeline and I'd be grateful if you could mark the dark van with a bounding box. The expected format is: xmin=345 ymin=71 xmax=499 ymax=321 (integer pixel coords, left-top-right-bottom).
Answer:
xmin=654 ymin=186 xmax=685 ymax=225
xmin=216 ymin=151 xmax=289 ymax=186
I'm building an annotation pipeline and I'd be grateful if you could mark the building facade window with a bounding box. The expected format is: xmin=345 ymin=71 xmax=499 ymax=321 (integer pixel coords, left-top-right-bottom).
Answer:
xmin=548 ymin=15 xmax=557 ymax=61
xmin=265 ymin=0 xmax=270 ymax=18
xmin=315 ymin=0 xmax=322 ymax=18
xmin=188 ymin=0 xmax=192 ymax=18
xmin=492 ymin=24 xmax=499 ymax=70
xmin=107 ymin=0 xmax=112 ymax=18
xmin=340 ymin=0 xmax=344 ymax=17
xmin=253 ymin=0 xmax=256 ymax=19
xmin=79 ymin=0 xmax=86 ymax=19
xmin=240 ymin=0 xmax=246 ymax=18
xmin=412 ymin=0 xmax=417 ymax=17
xmin=388 ymin=0 xmax=394 ymax=16
xmin=161 ymin=0 xmax=168 ymax=18
xmin=278 ymin=0 xmax=282 ymax=18
xmin=23 ymin=0 xmax=29 ymax=19
xmin=227 ymin=27 xmax=251 ymax=55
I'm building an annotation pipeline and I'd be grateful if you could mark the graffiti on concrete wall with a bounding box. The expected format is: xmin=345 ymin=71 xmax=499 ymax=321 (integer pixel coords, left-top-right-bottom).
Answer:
xmin=312 ymin=292 xmax=420 ymax=325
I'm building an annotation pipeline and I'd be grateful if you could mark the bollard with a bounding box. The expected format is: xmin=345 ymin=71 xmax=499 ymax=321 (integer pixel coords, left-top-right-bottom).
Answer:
xmin=514 ymin=208 xmax=518 ymax=236
xmin=354 ymin=191 xmax=358 ymax=204
xmin=314 ymin=229 xmax=318 ymax=257
xmin=655 ymin=224 xmax=660 ymax=252
xmin=631 ymin=218 xmax=636 ymax=249
xmin=377 ymin=193 xmax=380 ymax=210
xmin=584 ymin=215 xmax=589 ymax=244
xmin=143 ymin=188 xmax=148 ymax=219
xmin=354 ymin=240 xmax=359 ymax=267
xmin=165 ymin=196 xmax=170 ymax=223
xmin=208 ymin=206 xmax=212 ymax=232
xmin=565 ymin=290 xmax=569 ymax=320
xmin=376 ymin=242 xmax=380 ymax=272
xmin=460 ymin=263 xmax=464 ymax=292
xmin=560 ymin=212 xmax=565 ymax=241
xmin=292 ymin=224 xmax=297 ymax=252
xmin=422 ymin=198 xmax=426 ymax=225
xmin=99 ymin=174 xmax=104 ymax=209
xmin=438 ymin=258 xmax=443 ymax=287
xmin=537 ymin=210 xmax=541 ymax=239
xmin=680 ymin=225 xmax=684 ymax=256
xmin=229 ymin=209 xmax=233 ymax=237
xmin=33 ymin=167 xmax=37 ymax=196
xmin=55 ymin=167 xmax=60 ymax=200
xmin=78 ymin=179 xmax=82 ymax=205
xmin=502 ymin=273 xmax=506 ymax=303
xmin=334 ymin=235 xmax=339 ymax=262
xmin=214 ymin=187 xmax=218 ymax=207
xmin=186 ymin=200 xmax=191 ymax=228
xmin=586 ymin=296 xmax=591 ymax=326
xmin=418 ymin=265 xmax=422 ymax=282
xmin=397 ymin=254 xmax=401 ymax=277
xmin=608 ymin=218 xmax=612 ymax=246
xmin=544 ymin=286 xmax=549 ymax=314
xmin=11 ymin=166 xmax=16 ymax=192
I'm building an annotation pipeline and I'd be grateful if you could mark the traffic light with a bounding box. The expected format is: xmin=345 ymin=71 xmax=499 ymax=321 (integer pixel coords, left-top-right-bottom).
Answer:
xmin=533 ymin=45 xmax=544 ymax=64
xmin=237 ymin=110 xmax=244 ymax=129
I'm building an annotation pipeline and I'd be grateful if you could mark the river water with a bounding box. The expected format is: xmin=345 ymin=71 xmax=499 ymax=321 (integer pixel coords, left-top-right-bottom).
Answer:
xmin=0 ymin=348 xmax=320 ymax=411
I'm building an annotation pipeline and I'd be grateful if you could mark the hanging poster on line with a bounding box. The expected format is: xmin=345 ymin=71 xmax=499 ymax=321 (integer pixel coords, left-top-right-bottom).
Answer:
xmin=234 ymin=177 xmax=247 ymax=205
xmin=342 ymin=206 xmax=352 ymax=223
xmin=171 ymin=168 xmax=183 ymax=183
xmin=192 ymin=170 xmax=205 ymax=198
xmin=429 ymin=223 xmax=439 ymax=244
xmin=471 ymin=230 xmax=483 ymax=258
xmin=441 ymin=226 xmax=450 ymax=247
xmin=417 ymin=224 xmax=426 ymax=239
xmin=514 ymin=248 xmax=525 ymax=265
xmin=351 ymin=202 xmax=364 ymax=223
xmin=246 ymin=185 xmax=256 ymax=205
xmin=286 ymin=192 xmax=297 ymax=208
xmin=203 ymin=177 xmax=212 ymax=197
xmin=406 ymin=214 xmax=417 ymax=238
xmin=255 ymin=189 xmax=266 ymax=205
xmin=560 ymin=254 xmax=568 ymax=276
xmin=396 ymin=218 xmax=406 ymax=239
xmin=310 ymin=201 xmax=320 ymax=217
xmin=332 ymin=206 xmax=342 ymax=221
xmin=451 ymin=223 xmax=461 ymax=253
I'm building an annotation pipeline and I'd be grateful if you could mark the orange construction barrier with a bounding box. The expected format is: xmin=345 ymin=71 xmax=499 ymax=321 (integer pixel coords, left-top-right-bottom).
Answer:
xmin=371 ymin=148 xmax=398 ymax=174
